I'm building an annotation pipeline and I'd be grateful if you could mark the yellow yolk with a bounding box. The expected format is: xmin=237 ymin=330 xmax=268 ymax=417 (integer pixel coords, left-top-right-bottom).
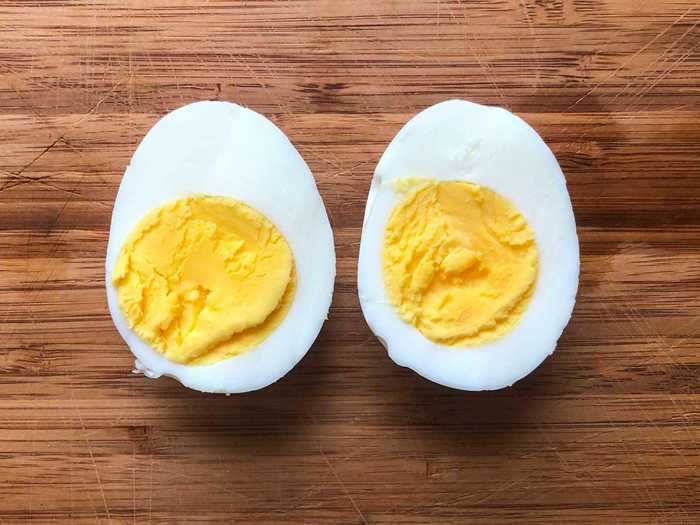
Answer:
xmin=382 ymin=179 xmax=538 ymax=346
xmin=112 ymin=195 xmax=296 ymax=365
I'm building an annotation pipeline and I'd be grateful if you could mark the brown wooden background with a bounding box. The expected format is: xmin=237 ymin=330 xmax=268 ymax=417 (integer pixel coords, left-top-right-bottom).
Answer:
xmin=1 ymin=1 xmax=699 ymax=523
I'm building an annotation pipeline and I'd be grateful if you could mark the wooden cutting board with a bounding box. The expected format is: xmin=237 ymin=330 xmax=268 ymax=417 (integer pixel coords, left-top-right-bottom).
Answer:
xmin=1 ymin=1 xmax=698 ymax=523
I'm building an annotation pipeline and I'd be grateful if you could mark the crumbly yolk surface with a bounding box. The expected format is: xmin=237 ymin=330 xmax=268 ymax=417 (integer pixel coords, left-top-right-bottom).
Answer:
xmin=382 ymin=179 xmax=538 ymax=346
xmin=112 ymin=195 xmax=296 ymax=365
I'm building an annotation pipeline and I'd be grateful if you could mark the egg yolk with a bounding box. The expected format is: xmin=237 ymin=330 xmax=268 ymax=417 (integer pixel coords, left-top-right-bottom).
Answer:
xmin=382 ymin=179 xmax=538 ymax=346
xmin=112 ymin=195 xmax=296 ymax=365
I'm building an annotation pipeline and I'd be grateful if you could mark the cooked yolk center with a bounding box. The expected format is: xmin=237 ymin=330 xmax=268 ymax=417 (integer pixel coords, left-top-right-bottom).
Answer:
xmin=382 ymin=179 xmax=538 ymax=346
xmin=112 ymin=195 xmax=296 ymax=365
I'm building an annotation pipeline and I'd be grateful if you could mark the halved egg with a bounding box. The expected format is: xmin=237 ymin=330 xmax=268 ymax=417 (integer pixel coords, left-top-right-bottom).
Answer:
xmin=358 ymin=100 xmax=579 ymax=390
xmin=105 ymin=101 xmax=335 ymax=393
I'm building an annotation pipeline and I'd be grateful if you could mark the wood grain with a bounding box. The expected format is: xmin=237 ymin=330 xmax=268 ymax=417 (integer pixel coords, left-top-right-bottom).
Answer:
xmin=1 ymin=1 xmax=699 ymax=523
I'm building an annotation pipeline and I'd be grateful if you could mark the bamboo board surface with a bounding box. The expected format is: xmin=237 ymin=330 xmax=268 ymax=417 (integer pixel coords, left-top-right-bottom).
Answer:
xmin=1 ymin=1 xmax=699 ymax=524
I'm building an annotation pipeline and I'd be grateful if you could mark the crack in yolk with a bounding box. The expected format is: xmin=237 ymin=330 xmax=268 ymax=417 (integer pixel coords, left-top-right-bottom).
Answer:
xmin=382 ymin=180 xmax=538 ymax=346
xmin=112 ymin=195 xmax=296 ymax=365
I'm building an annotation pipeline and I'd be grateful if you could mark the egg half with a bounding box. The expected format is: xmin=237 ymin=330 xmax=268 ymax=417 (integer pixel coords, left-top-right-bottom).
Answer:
xmin=105 ymin=101 xmax=335 ymax=393
xmin=357 ymin=100 xmax=579 ymax=390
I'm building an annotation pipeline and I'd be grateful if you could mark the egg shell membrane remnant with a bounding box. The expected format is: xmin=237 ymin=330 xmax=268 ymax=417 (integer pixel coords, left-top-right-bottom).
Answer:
xmin=358 ymin=99 xmax=579 ymax=391
xmin=105 ymin=101 xmax=335 ymax=393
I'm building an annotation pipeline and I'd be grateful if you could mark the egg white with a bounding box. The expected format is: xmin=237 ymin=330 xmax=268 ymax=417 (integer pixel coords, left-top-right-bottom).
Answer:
xmin=358 ymin=100 xmax=579 ymax=391
xmin=105 ymin=101 xmax=335 ymax=394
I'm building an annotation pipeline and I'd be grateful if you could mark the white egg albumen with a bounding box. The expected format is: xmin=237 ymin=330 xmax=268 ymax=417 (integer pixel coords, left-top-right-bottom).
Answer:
xmin=358 ymin=100 xmax=579 ymax=391
xmin=105 ymin=101 xmax=335 ymax=394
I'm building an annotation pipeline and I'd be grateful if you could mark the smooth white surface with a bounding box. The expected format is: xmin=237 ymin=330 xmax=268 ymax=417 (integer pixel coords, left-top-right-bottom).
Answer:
xmin=357 ymin=100 xmax=579 ymax=391
xmin=106 ymin=101 xmax=336 ymax=393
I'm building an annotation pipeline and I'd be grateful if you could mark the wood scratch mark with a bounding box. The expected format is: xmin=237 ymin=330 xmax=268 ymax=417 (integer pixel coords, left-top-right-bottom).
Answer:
xmin=0 ymin=62 xmax=70 ymax=140
xmin=0 ymin=62 xmax=57 ymax=93
xmin=623 ymin=305 xmax=690 ymax=372
xmin=148 ymin=453 xmax=153 ymax=524
xmin=252 ymin=52 xmax=298 ymax=114
xmin=457 ymin=8 xmax=510 ymax=109
xmin=638 ymin=401 xmax=692 ymax=470
xmin=623 ymin=37 xmax=699 ymax=111
xmin=624 ymin=7 xmax=700 ymax=84
xmin=1 ymin=174 xmax=84 ymax=199
xmin=0 ymin=136 xmax=64 ymax=193
xmin=636 ymin=317 xmax=699 ymax=372
xmin=143 ymin=48 xmax=168 ymax=111
xmin=537 ymin=423 xmax=600 ymax=504
xmin=341 ymin=2 xmax=411 ymax=109
xmin=132 ymin=442 xmax=136 ymax=525
xmin=0 ymin=175 xmax=46 ymax=194
xmin=167 ymin=56 xmax=183 ymax=102
xmin=626 ymin=402 xmax=672 ymax=512
xmin=69 ymin=387 xmax=100 ymax=524
xmin=77 ymin=407 xmax=112 ymax=524
xmin=15 ymin=136 xmax=63 ymax=176
xmin=567 ymin=2 xmax=699 ymax=111
xmin=228 ymin=52 xmax=290 ymax=115
xmin=75 ymin=79 xmax=126 ymax=127
xmin=593 ymin=398 xmax=653 ymax=505
xmin=331 ymin=160 xmax=370 ymax=180
xmin=608 ymin=15 xmax=700 ymax=109
xmin=28 ymin=379 xmax=38 ymax=522
xmin=297 ymin=144 xmax=343 ymax=171
xmin=438 ymin=474 xmax=532 ymax=508
xmin=4 ymin=78 xmax=124 ymax=178
xmin=319 ymin=448 xmax=368 ymax=525
xmin=668 ymin=396 xmax=700 ymax=440
xmin=1 ymin=191 xmax=73 ymax=336
xmin=577 ymin=0 xmax=653 ymax=57
xmin=518 ymin=0 xmax=541 ymax=89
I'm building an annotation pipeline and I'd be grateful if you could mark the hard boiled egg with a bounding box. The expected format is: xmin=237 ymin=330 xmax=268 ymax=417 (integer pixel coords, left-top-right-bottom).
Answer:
xmin=358 ymin=100 xmax=579 ymax=390
xmin=105 ymin=101 xmax=335 ymax=393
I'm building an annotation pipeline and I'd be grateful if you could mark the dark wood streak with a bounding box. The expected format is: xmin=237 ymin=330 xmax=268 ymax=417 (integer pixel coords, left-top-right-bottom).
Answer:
xmin=1 ymin=1 xmax=699 ymax=524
